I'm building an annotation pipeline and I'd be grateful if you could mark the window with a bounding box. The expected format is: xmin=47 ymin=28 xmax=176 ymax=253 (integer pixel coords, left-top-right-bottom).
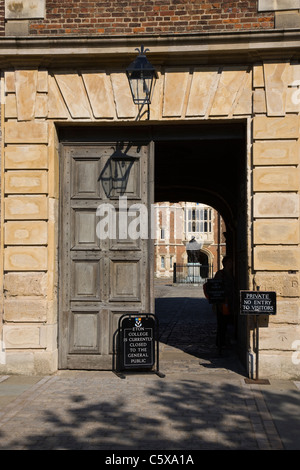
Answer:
xmin=161 ymin=256 xmax=165 ymax=269
xmin=186 ymin=206 xmax=212 ymax=234
xmin=187 ymin=208 xmax=200 ymax=232
xmin=161 ymin=228 xmax=165 ymax=239
xmin=199 ymin=208 xmax=212 ymax=233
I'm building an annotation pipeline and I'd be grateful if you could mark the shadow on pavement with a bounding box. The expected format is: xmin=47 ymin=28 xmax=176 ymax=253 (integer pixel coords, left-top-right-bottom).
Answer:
xmin=0 ymin=376 xmax=260 ymax=450
xmin=155 ymin=281 xmax=246 ymax=376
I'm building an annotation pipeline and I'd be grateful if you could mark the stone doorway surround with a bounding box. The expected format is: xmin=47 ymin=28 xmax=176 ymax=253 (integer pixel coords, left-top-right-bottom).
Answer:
xmin=0 ymin=33 xmax=300 ymax=377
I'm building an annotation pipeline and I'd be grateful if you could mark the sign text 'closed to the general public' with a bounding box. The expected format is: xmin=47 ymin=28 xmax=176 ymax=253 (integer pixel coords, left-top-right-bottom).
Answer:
xmin=121 ymin=315 xmax=155 ymax=369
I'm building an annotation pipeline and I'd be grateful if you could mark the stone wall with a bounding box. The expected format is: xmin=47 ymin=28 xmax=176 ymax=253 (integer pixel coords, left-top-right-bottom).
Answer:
xmin=1 ymin=61 xmax=300 ymax=377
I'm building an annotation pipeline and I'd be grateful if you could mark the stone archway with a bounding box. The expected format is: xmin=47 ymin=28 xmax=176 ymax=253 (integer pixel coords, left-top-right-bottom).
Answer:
xmin=1 ymin=60 xmax=300 ymax=378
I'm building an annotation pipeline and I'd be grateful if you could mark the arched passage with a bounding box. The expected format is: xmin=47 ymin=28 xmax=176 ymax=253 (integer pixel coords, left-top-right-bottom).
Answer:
xmin=154 ymin=121 xmax=248 ymax=368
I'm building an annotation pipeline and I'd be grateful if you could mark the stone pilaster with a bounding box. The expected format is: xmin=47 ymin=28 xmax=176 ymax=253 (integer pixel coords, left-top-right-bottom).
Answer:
xmin=252 ymin=61 xmax=300 ymax=377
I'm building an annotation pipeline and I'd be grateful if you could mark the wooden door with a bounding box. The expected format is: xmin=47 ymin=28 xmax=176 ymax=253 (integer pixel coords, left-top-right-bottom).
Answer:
xmin=59 ymin=141 xmax=154 ymax=369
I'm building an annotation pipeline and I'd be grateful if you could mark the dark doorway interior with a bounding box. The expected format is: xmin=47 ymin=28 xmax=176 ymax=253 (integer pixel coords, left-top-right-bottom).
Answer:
xmin=154 ymin=125 xmax=246 ymax=252
xmin=199 ymin=252 xmax=209 ymax=279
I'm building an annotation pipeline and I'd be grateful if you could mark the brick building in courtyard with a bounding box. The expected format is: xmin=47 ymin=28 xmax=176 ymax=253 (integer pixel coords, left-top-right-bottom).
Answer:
xmin=154 ymin=202 xmax=226 ymax=279
xmin=0 ymin=0 xmax=300 ymax=378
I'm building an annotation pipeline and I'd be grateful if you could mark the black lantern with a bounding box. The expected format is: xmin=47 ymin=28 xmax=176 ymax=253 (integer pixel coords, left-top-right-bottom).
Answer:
xmin=126 ymin=45 xmax=158 ymax=118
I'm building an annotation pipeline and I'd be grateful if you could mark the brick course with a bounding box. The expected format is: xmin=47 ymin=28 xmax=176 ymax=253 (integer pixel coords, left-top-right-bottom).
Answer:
xmin=24 ymin=0 xmax=274 ymax=36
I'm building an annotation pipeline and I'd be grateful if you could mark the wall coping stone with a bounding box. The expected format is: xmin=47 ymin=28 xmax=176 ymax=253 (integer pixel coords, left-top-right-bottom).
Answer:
xmin=1 ymin=30 xmax=300 ymax=65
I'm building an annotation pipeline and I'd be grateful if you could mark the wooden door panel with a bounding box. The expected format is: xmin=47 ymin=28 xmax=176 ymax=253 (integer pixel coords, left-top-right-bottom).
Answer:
xmin=109 ymin=259 xmax=141 ymax=302
xmin=71 ymin=158 xmax=101 ymax=199
xmin=69 ymin=310 xmax=100 ymax=354
xmin=100 ymin=154 xmax=141 ymax=199
xmin=59 ymin=142 xmax=153 ymax=370
xmin=71 ymin=259 xmax=101 ymax=300
xmin=108 ymin=208 xmax=142 ymax=251
xmin=71 ymin=209 xmax=100 ymax=250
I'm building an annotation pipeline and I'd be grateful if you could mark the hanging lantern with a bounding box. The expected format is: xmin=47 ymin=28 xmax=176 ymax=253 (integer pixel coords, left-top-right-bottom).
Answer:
xmin=126 ymin=45 xmax=158 ymax=107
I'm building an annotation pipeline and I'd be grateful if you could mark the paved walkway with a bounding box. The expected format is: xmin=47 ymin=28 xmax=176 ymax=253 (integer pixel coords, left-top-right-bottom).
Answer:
xmin=0 ymin=281 xmax=299 ymax=451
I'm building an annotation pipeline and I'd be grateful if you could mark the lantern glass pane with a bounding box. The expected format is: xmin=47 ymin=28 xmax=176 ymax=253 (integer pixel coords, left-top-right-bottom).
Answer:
xmin=129 ymin=77 xmax=150 ymax=104
xmin=129 ymin=78 xmax=140 ymax=103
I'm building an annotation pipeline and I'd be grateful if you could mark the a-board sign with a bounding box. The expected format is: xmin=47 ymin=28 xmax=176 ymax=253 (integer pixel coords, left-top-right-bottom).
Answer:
xmin=240 ymin=291 xmax=276 ymax=315
xmin=205 ymin=279 xmax=225 ymax=303
xmin=121 ymin=315 xmax=155 ymax=369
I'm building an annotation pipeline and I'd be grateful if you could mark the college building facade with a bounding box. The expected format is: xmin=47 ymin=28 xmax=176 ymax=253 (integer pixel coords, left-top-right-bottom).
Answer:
xmin=0 ymin=0 xmax=300 ymax=378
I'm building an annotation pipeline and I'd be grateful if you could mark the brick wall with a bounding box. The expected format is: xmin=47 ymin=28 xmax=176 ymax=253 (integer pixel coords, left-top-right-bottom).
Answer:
xmin=24 ymin=0 xmax=274 ymax=36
